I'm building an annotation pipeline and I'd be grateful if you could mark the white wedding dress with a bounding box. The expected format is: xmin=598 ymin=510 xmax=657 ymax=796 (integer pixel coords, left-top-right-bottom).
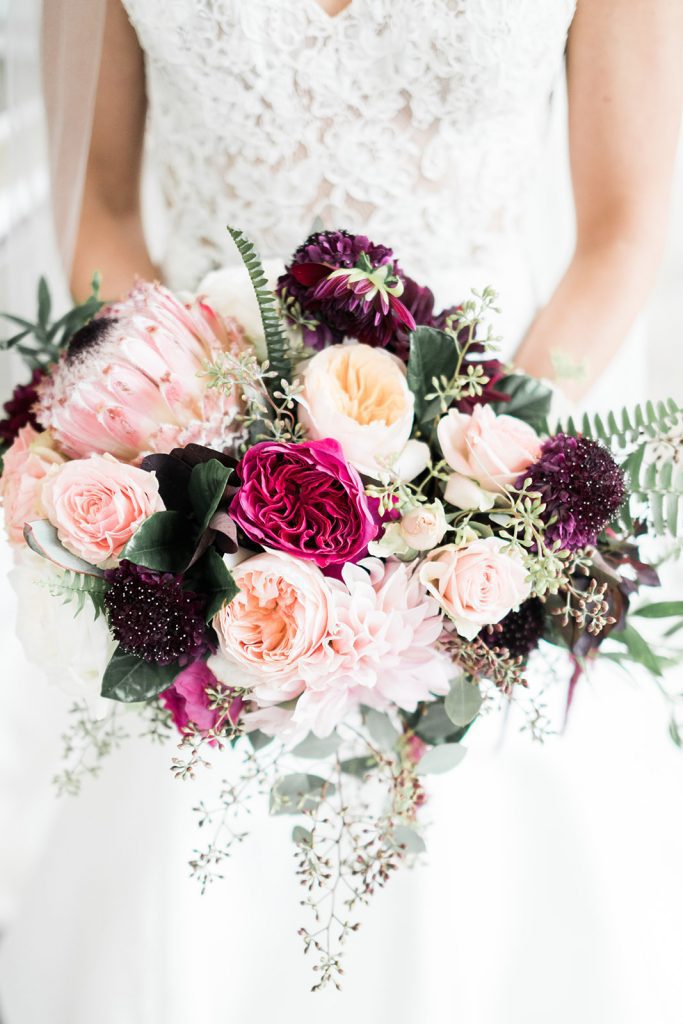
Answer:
xmin=1 ymin=2 xmax=682 ymax=1022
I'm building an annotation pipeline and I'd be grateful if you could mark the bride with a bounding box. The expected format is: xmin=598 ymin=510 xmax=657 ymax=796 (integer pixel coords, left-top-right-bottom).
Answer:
xmin=1 ymin=1 xmax=682 ymax=1022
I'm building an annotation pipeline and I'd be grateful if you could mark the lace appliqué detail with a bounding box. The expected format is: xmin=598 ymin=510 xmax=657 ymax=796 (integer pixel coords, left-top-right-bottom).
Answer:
xmin=123 ymin=0 xmax=576 ymax=291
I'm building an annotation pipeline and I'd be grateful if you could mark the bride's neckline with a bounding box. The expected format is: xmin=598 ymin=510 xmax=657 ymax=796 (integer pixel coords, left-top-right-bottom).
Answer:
xmin=306 ymin=0 xmax=355 ymax=21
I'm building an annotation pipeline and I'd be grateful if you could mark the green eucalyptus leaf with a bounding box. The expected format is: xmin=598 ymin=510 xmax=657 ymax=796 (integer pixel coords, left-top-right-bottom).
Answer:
xmin=189 ymin=459 xmax=232 ymax=535
xmin=491 ymin=373 xmax=552 ymax=431
xmin=269 ymin=773 xmax=334 ymax=815
xmin=411 ymin=700 xmax=469 ymax=745
xmin=0 ymin=328 xmax=30 ymax=349
xmin=101 ymin=649 xmax=178 ymax=702
xmin=407 ymin=326 xmax=459 ymax=428
xmin=292 ymin=825 xmax=313 ymax=846
xmin=610 ymin=625 xmax=663 ymax=677
xmin=247 ymin=729 xmax=274 ymax=752
xmin=121 ymin=510 xmax=195 ymax=572
xmin=445 ymin=677 xmax=483 ymax=727
xmin=188 ymin=547 xmax=239 ymax=622
xmin=37 ymin=277 xmax=51 ymax=328
xmin=416 ymin=742 xmax=467 ymax=775
xmin=363 ymin=707 xmax=400 ymax=749
xmin=339 ymin=755 xmax=378 ymax=778
xmin=292 ymin=732 xmax=342 ymax=759
xmin=632 ymin=601 xmax=683 ymax=619
xmin=24 ymin=520 xmax=105 ymax=577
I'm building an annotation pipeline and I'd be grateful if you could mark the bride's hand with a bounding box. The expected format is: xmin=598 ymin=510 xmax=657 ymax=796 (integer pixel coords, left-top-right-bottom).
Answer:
xmin=514 ymin=0 xmax=683 ymax=403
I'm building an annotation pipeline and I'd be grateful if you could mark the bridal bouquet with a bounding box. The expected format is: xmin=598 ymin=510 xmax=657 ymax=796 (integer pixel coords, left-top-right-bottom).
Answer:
xmin=2 ymin=228 xmax=682 ymax=988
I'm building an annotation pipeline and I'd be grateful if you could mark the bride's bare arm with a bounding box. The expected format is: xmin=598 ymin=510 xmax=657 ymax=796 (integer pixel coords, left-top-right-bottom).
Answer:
xmin=514 ymin=0 xmax=683 ymax=401
xmin=70 ymin=0 xmax=156 ymax=302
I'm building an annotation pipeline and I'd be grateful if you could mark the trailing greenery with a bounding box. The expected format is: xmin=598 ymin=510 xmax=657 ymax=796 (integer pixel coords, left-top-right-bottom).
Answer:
xmin=1 ymin=273 xmax=104 ymax=370
xmin=227 ymin=226 xmax=292 ymax=389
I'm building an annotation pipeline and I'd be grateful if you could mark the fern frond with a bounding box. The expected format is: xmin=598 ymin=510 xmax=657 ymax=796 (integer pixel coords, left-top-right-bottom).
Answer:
xmin=47 ymin=570 xmax=108 ymax=620
xmin=227 ymin=227 xmax=292 ymax=388
xmin=621 ymin=446 xmax=683 ymax=538
xmin=560 ymin=398 xmax=682 ymax=449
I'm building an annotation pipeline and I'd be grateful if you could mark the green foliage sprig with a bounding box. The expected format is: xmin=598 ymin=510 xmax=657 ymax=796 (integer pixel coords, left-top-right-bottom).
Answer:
xmin=1 ymin=273 xmax=104 ymax=370
xmin=46 ymin=569 xmax=108 ymax=620
xmin=227 ymin=226 xmax=292 ymax=390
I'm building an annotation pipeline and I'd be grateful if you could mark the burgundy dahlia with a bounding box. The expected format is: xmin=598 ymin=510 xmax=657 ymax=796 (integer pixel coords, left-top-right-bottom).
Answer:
xmin=388 ymin=276 xmax=438 ymax=360
xmin=0 ymin=368 xmax=45 ymax=447
xmin=277 ymin=229 xmax=416 ymax=349
xmin=518 ymin=434 xmax=626 ymax=551
xmin=481 ymin=598 xmax=545 ymax=660
xmin=104 ymin=560 xmax=213 ymax=666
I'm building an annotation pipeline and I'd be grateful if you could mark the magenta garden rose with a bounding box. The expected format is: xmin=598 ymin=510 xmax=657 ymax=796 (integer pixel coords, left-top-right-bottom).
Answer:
xmin=229 ymin=437 xmax=378 ymax=568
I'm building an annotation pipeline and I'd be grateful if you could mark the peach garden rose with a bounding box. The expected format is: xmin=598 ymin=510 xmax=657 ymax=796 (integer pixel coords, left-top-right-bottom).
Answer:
xmin=297 ymin=342 xmax=425 ymax=479
xmin=209 ymin=551 xmax=337 ymax=702
xmin=41 ymin=453 xmax=164 ymax=565
xmin=420 ymin=536 xmax=531 ymax=641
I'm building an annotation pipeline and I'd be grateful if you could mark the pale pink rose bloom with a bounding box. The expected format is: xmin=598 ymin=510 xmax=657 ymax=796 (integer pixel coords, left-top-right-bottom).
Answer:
xmin=210 ymin=551 xmax=337 ymax=703
xmin=437 ymin=404 xmax=542 ymax=508
xmin=420 ymin=537 xmax=531 ymax=641
xmin=37 ymin=282 xmax=249 ymax=463
xmin=0 ymin=426 xmax=65 ymax=544
xmin=298 ymin=343 xmax=416 ymax=479
xmin=41 ymin=453 xmax=164 ymax=565
xmin=292 ymin=558 xmax=451 ymax=737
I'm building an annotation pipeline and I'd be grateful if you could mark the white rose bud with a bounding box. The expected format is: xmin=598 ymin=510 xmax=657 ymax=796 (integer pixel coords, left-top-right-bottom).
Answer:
xmin=398 ymin=500 xmax=448 ymax=551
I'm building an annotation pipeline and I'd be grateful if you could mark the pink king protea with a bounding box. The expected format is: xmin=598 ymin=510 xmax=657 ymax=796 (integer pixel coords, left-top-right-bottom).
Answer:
xmin=37 ymin=282 xmax=248 ymax=463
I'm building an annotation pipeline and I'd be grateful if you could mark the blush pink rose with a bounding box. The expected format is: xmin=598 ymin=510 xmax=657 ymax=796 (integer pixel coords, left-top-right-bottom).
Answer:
xmin=420 ymin=537 xmax=531 ymax=641
xmin=0 ymin=426 xmax=65 ymax=544
xmin=437 ymin=404 xmax=542 ymax=508
xmin=210 ymin=551 xmax=337 ymax=702
xmin=41 ymin=453 xmax=164 ymax=565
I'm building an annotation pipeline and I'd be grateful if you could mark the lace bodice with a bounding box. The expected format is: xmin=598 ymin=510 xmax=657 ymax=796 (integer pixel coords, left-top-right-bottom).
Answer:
xmin=123 ymin=0 xmax=576 ymax=292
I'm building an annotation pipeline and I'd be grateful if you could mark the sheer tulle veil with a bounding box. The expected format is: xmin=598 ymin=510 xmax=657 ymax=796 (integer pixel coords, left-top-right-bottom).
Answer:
xmin=3 ymin=0 xmax=106 ymax=333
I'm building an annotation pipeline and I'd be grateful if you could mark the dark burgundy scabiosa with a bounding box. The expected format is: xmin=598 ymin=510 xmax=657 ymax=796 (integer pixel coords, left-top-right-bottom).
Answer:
xmin=104 ymin=560 xmax=214 ymax=666
xmin=518 ymin=434 xmax=626 ymax=551
xmin=277 ymin=229 xmax=416 ymax=350
xmin=0 ymin=368 xmax=45 ymax=447
xmin=481 ymin=597 xmax=546 ymax=660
